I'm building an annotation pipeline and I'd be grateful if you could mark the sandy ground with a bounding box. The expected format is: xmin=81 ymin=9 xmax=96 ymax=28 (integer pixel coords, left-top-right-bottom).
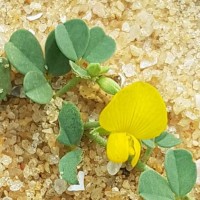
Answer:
xmin=0 ymin=0 xmax=200 ymax=199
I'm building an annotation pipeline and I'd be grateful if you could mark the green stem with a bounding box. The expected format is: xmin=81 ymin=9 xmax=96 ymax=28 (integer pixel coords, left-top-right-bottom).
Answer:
xmin=55 ymin=77 xmax=81 ymax=97
xmin=142 ymin=147 xmax=154 ymax=163
xmin=84 ymin=121 xmax=100 ymax=130
xmin=135 ymin=160 xmax=152 ymax=171
xmin=85 ymin=130 xmax=107 ymax=147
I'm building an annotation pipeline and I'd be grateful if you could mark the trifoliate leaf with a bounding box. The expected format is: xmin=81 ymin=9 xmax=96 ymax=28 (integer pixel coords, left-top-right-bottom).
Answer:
xmin=0 ymin=58 xmax=11 ymax=100
xmin=57 ymin=101 xmax=84 ymax=146
xmin=83 ymin=27 xmax=116 ymax=63
xmin=59 ymin=148 xmax=82 ymax=184
xmin=23 ymin=71 xmax=53 ymax=104
xmin=142 ymin=139 xmax=155 ymax=148
xmin=165 ymin=149 xmax=197 ymax=197
xmin=55 ymin=19 xmax=89 ymax=61
xmin=45 ymin=30 xmax=71 ymax=76
xmin=155 ymin=131 xmax=181 ymax=148
xmin=5 ymin=29 xmax=45 ymax=75
xmin=139 ymin=170 xmax=175 ymax=200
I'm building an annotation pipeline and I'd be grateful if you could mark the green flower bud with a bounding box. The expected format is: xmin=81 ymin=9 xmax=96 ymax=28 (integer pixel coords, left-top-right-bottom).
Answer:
xmin=97 ymin=76 xmax=121 ymax=95
xmin=86 ymin=63 xmax=101 ymax=77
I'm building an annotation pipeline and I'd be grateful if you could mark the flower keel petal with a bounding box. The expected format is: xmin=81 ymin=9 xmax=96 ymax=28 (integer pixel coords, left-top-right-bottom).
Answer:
xmin=107 ymin=133 xmax=129 ymax=163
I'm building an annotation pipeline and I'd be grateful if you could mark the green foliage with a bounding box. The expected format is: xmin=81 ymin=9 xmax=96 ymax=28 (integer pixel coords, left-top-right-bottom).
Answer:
xmin=54 ymin=20 xmax=116 ymax=64
xmin=5 ymin=29 xmax=45 ymax=75
xmin=69 ymin=61 xmax=91 ymax=79
xmin=57 ymin=102 xmax=84 ymax=146
xmin=83 ymin=27 xmax=116 ymax=63
xmin=142 ymin=132 xmax=181 ymax=149
xmin=155 ymin=132 xmax=181 ymax=148
xmin=97 ymin=76 xmax=121 ymax=95
xmin=45 ymin=30 xmax=71 ymax=76
xmin=142 ymin=139 xmax=155 ymax=148
xmin=55 ymin=19 xmax=89 ymax=61
xmin=165 ymin=149 xmax=197 ymax=197
xmin=139 ymin=170 xmax=175 ymax=200
xmin=59 ymin=148 xmax=82 ymax=184
xmin=0 ymin=58 xmax=11 ymax=100
xmin=23 ymin=71 xmax=53 ymax=104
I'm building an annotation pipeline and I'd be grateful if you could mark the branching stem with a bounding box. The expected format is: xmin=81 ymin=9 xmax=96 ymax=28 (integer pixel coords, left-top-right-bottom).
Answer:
xmin=55 ymin=77 xmax=81 ymax=97
xmin=135 ymin=160 xmax=152 ymax=171
xmin=142 ymin=147 xmax=154 ymax=163
xmin=85 ymin=131 xmax=107 ymax=147
xmin=84 ymin=121 xmax=100 ymax=130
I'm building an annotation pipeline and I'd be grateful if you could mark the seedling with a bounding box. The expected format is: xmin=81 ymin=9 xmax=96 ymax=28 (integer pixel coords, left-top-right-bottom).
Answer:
xmin=1 ymin=19 xmax=197 ymax=200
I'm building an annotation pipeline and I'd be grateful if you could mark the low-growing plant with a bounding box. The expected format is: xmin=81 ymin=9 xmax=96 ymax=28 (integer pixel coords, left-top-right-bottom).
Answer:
xmin=1 ymin=19 xmax=197 ymax=200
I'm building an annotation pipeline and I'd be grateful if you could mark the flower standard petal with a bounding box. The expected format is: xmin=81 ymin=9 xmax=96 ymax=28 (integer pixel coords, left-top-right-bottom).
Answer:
xmin=99 ymin=81 xmax=167 ymax=139
xmin=106 ymin=132 xmax=129 ymax=163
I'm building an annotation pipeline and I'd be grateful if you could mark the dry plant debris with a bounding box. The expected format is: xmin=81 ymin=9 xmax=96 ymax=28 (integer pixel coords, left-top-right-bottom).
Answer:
xmin=0 ymin=0 xmax=200 ymax=199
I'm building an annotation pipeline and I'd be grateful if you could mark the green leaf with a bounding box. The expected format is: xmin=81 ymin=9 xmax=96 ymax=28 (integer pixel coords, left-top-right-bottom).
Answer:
xmin=5 ymin=29 xmax=45 ymax=75
xmin=0 ymin=58 xmax=11 ymax=100
xmin=69 ymin=61 xmax=90 ymax=79
xmin=55 ymin=19 xmax=89 ymax=61
xmin=45 ymin=30 xmax=71 ymax=76
xmin=83 ymin=27 xmax=116 ymax=63
xmin=142 ymin=139 xmax=155 ymax=148
xmin=59 ymin=148 xmax=82 ymax=184
xmin=57 ymin=101 xmax=84 ymax=146
xmin=23 ymin=71 xmax=53 ymax=104
xmin=155 ymin=131 xmax=181 ymax=148
xmin=139 ymin=170 xmax=175 ymax=200
xmin=165 ymin=149 xmax=197 ymax=197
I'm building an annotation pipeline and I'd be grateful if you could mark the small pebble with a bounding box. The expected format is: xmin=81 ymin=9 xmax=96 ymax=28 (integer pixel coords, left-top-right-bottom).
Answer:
xmin=54 ymin=179 xmax=67 ymax=195
xmin=0 ymin=155 xmax=12 ymax=166
xmin=196 ymin=159 xmax=200 ymax=185
xmin=122 ymin=22 xmax=130 ymax=32
xmin=9 ymin=180 xmax=23 ymax=191
xmin=140 ymin=55 xmax=158 ymax=69
xmin=122 ymin=63 xmax=136 ymax=77
xmin=27 ymin=13 xmax=43 ymax=21
xmin=112 ymin=187 xmax=119 ymax=192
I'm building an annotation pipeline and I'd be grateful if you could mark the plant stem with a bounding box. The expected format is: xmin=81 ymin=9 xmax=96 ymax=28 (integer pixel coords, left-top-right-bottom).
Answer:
xmin=142 ymin=147 xmax=154 ymax=163
xmin=55 ymin=77 xmax=81 ymax=97
xmin=84 ymin=121 xmax=100 ymax=130
xmin=85 ymin=130 xmax=107 ymax=147
xmin=135 ymin=160 xmax=152 ymax=171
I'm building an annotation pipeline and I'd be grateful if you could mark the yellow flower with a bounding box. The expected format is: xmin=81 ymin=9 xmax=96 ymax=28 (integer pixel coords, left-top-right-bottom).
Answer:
xmin=99 ymin=81 xmax=167 ymax=167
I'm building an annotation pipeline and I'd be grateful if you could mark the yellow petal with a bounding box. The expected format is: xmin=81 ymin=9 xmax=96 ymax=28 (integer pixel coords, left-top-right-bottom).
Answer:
xmin=130 ymin=136 xmax=141 ymax=167
xmin=99 ymin=81 xmax=167 ymax=139
xmin=106 ymin=132 xmax=129 ymax=163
